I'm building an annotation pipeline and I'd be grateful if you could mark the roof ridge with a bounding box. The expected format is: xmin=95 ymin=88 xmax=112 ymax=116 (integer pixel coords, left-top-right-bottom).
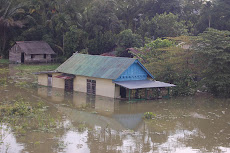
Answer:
xmin=75 ymin=53 xmax=137 ymax=60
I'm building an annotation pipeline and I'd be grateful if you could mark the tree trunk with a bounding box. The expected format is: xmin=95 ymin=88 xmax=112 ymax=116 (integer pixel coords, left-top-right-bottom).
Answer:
xmin=2 ymin=26 xmax=7 ymax=58
xmin=208 ymin=15 xmax=211 ymax=28
xmin=63 ymin=32 xmax=65 ymax=54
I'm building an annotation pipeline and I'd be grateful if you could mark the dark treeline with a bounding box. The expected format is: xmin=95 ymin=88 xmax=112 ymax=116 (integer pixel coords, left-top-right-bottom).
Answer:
xmin=0 ymin=0 xmax=230 ymax=97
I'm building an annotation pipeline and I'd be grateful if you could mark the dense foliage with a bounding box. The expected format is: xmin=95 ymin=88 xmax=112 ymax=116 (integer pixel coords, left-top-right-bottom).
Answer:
xmin=133 ymin=38 xmax=197 ymax=96
xmin=0 ymin=0 xmax=230 ymax=97
xmin=193 ymin=28 xmax=230 ymax=97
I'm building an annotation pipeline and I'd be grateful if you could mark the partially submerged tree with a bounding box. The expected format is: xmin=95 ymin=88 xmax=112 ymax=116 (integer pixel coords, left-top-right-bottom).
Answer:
xmin=133 ymin=37 xmax=197 ymax=96
xmin=192 ymin=28 xmax=230 ymax=97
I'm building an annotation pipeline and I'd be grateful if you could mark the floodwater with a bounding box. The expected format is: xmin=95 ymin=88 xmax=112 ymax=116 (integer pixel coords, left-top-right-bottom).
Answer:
xmin=0 ymin=64 xmax=230 ymax=153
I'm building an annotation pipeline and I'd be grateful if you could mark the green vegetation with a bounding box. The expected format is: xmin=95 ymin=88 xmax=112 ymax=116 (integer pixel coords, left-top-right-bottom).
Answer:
xmin=134 ymin=38 xmax=197 ymax=96
xmin=0 ymin=97 xmax=61 ymax=134
xmin=0 ymin=0 xmax=229 ymax=97
xmin=15 ymin=64 xmax=60 ymax=72
xmin=193 ymin=28 xmax=230 ymax=97
xmin=139 ymin=13 xmax=187 ymax=38
xmin=143 ymin=112 xmax=156 ymax=119
xmin=0 ymin=68 xmax=9 ymax=74
xmin=0 ymin=76 xmax=7 ymax=86
xmin=0 ymin=59 xmax=9 ymax=64
xmin=1 ymin=0 xmax=229 ymax=59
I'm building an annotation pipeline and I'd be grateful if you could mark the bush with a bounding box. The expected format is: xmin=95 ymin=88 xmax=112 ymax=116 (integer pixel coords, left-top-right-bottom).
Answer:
xmin=144 ymin=112 xmax=156 ymax=119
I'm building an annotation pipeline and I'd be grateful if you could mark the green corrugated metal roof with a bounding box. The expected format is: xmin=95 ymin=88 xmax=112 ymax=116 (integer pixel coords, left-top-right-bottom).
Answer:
xmin=56 ymin=53 xmax=136 ymax=80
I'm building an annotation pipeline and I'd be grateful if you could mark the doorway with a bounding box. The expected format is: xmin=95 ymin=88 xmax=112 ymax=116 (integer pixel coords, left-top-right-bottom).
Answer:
xmin=65 ymin=79 xmax=74 ymax=92
xmin=48 ymin=74 xmax=52 ymax=87
xmin=120 ymin=86 xmax=126 ymax=98
xmin=21 ymin=53 xmax=24 ymax=63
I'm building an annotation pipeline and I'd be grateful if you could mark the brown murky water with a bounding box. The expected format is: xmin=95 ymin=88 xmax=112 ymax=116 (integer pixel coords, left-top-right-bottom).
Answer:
xmin=0 ymin=64 xmax=230 ymax=153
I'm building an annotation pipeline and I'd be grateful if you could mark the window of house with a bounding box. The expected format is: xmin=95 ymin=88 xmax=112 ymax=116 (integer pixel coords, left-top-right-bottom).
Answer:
xmin=87 ymin=79 xmax=96 ymax=95
xmin=31 ymin=55 xmax=35 ymax=59
xmin=44 ymin=54 xmax=46 ymax=59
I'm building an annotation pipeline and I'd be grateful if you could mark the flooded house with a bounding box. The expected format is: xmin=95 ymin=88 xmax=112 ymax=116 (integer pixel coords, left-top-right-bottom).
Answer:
xmin=36 ymin=53 xmax=175 ymax=99
xmin=9 ymin=41 xmax=56 ymax=63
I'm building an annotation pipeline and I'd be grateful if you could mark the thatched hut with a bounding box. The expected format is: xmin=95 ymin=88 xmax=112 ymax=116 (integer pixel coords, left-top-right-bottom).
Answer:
xmin=9 ymin=41 xmax=55 ymax=63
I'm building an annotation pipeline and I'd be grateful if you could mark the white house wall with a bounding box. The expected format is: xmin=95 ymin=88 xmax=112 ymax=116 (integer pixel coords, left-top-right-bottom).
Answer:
xmin=38 ymin=74 xmax=48 ymax=86
xmin=52 ymin=73 xmax=65 ymax=89
xmin=38 ymin=74 xmax=121 ymax=98
xmin=74 ymin=76 xmax=118 ymax=98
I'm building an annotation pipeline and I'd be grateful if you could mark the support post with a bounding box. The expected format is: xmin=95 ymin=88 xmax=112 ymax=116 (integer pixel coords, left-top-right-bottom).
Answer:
xmin=167 ymin=87 xmax=170 ymax=98
xmin=156 ymin=88 xmax=159 ymax=98
xmin=145 ymin=88 xmax=147 ymax=100
xmin=129 ymin=89 xmax=131 ymax=101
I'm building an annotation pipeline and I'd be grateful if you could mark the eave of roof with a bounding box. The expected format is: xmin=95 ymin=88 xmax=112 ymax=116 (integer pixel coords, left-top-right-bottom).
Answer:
xmin=114 ymin=80 xmax=176 ymax=89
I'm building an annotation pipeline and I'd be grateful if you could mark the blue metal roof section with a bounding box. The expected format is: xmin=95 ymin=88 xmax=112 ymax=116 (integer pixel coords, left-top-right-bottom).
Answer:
xmin=114 ymin=60 xmax=154 ymax=81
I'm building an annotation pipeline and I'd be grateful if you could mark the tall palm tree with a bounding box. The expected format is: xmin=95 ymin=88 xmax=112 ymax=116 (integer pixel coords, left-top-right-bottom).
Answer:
xmin=0 ymin=0 xmax=24 ymax=57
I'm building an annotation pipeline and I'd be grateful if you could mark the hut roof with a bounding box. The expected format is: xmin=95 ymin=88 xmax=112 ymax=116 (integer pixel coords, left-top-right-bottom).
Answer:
xmin=56 ymin=53 xmax=153 ymax=80
xmin=16 ymin=41 xmax=55 ymax=55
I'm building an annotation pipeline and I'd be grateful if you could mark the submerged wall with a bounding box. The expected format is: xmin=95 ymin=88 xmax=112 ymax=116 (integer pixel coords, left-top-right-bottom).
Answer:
xmin=52 ymin=73 xmax=65 ymax=89
xmin=38 ymin=74 xmax=122 ymax=98
xmin=38 ymin=74 xmax=48 ymax=86
xmin=74 ymin=76 xmax=119 ymax=98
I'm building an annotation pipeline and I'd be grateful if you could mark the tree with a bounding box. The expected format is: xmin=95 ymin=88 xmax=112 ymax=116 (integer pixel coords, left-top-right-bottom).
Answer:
xmin=139 ymin=13 xmax=188 ymax=38
xmin=87 ymin=31 xmax=116 ymax=55
xmin=192 ymin=28 xmax=230 ymax=97
xmin=116 ymin=29 xmax=142 ymax=57
xmin=155 ymin=0 xmax=182 ymax=15
xmin=64 ymin=26 xmax=88 ymax=57
xmin=211 ymin=0 xmax=230 ymax=31
xmin=196 ymin=1 xmax=214 ymax=33
xmin=116 ymin=0 xmax=144 ymax=30
xmin=0 ymin=0 xmax=24 ymax=57
xmin=52 ymin=12 xmax=71 ymax=54
xmin=180 ymin=0 xmax=203 ymax=35
xmin=84 ymin=0 xmax=121 ymax=39
xmin=134 ymin=37 xmax=197 ymax=96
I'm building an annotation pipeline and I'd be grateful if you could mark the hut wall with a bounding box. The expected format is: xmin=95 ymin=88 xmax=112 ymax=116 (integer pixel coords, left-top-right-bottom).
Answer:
xmin=9 ymin=45 xmax=22 ymax=63
xmin=38 ymin=74 xmax=48 ymax=86
xmin=52 ymin=73 xmax=65 ymax=89
xmin=74 ymin=76 xmax=116 ymax=98
xmin=24 ymin=54 xmax=52 ymax=63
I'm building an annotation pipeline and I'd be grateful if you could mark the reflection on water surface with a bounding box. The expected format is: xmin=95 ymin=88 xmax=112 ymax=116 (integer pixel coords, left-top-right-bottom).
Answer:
xmin=0 ymin=64 xmax=230 ymax=153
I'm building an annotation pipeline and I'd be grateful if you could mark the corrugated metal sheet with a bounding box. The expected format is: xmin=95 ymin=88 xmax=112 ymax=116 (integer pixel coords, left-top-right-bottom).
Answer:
xmin=16 ymin=41 xmax=55 ymax=55
xmin=114 ymin=80 xmax=176 ymax=89
xmin=56 ymin=53 xmax=137 ymax=80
